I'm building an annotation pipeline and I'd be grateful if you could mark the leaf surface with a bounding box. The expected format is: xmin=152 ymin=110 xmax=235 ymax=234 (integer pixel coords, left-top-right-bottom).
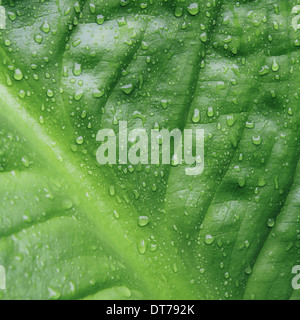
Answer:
xmin=0 ymin=0 xmax=299 ymax=300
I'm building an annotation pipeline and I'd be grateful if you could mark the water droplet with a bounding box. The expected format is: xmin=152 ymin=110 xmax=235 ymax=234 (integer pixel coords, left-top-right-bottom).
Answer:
xmin=137 ymin=240 xmax=146 ymax=254
xmin=205 ymin=235 xmax=215 ymax=245
xmin=160 ymin=99 xmax=168 ymax=109
xmin=245 ymin=265 xmax=252 ymax=275
xmin=48 ymin=287 xmax=61 ymax=300
xmin=252 ymin=136 xmax=263 ymax=146
xmin=72 ymin=38 xmax=82 ymax=47
xmin=192 ymin=109 xmax=200 ymax=123
xmin=246 ymin=121 xmax=255 ymax=129
xmin=258 ymin=176 xmax=267 ymax=187
xmin=171 ymin=154 xmax=180 ymax=167
xmin=73 ymin=63 xmax=82 ymax=76
xmin=273 ymin=21 xmax=279 ymax=30
xmin=120 ymin=0 xmax=130 ymax=7
xmin=272 ymin=60 xmax=279 ymax=72
xmin=138 ymin=216 xmax=149 ymax=227
xmin=47 ymin=89 xmax=54 ymax=98
xmin=238 ymin=177 xmax=246 ymax=188
xmin=187 ymin=3 xmax=199 ymax=16
xmin=62 ymin=199 xmax=73 ymax=210
xmin=140 ymin=3 xmax=148 ymax=9
xmin=200 ymin=32 xmax=208 ymax=43
xmin=150 ymin=244 xmax=157 ymax=252
xmin=121 ymin=84 xmax=133 ymax=95
xmin=4 ymin=39 xmax=11 ymax=46
xmin=259 ymin=65 xmax=270 ymax=76
xmin=74 ymin=1 xmax=81 ymax=13
xmin=118 ymin=17 xmax=127 ymax=27
xmin=81 ymin=110 xmax=87 ymax=119
xmin=14 ymin=69 xmax=23 ymax=81
xmin=109 ymin=186 xmax=115 ymax=196
xmin=226 ymin=114 xmax=236 ymax=127
xmin=76 ymin=136 xmax=84 ymax=145
xmin=286 ymin=242 xmax=294 ymax=252
xmin=174 ymin=7 xmax=183 ymax=18
xmin=23 ymin=214 xmax=32 ymax=222
xmin=173 ymin=264 xmax=178 ymax=273
xmin=207 ymin=107 xmax=214 ymax=117
xmin=74 ymin=90 xmax=84 ymax=101
xmin=41 ymin=21 xmax=50 ymax=33
xmin=7 ymin=12 xmax=16 ymax=21
xmin=267 ymin=218 xmax=275 ymax=228
xmin=34 ymin=34 xmax=43 ymax=44
xmin=21 ymin=156 xmax=30 ymax=168
xmin=89 ymin=3 xmax=96 ymax=13
xmin=96 ymin=15 xmax=105 ymax=25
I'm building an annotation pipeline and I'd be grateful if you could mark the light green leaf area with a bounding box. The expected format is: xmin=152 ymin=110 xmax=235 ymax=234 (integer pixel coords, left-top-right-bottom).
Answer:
xmin=0 ymin=0 xmax=299 ymax=300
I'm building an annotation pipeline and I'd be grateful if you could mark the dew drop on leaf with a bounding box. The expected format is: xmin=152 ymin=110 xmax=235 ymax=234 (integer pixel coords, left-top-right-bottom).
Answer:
xmin=73 ymin=63 xmax=82 ymax=76
xmin=252 ymin=136 xmax=263 ymax=146
xmin=267 ymin=218 xmax=275 ymax=228
xmin=137 ymin=240 xmax=147 ymax=254
xmin=96 ymin=15 xmax=105 ymax=25
xmin=41 ymin=21 xmax=50 ymax=34
xmin=272 ymin=59 xmax=279 ymax=72
xmin=138 ymin=216 xmax=149 ymax=227
xmin=109 ymin=186 xmax=115 ymax=196
xmin=89 ymin=3 xmax=96 ymax=13
xmin=226 ymin=114 xmax=236 ymax=127
xmin=245 ymin=265 xmax=252 ymax=275
xmin=161 ymin=99 xmax=168 ymax=109
xmin=7 ymin=12 xmax=16 ymax=21
xmin=76 ymin=136 xmax=84 ymax=145
xmin=48 ymin=287 xmax=61 ymax=300
xmin=207 ymin=107 xmax=214 ymax=117
xmin=93 ymin=88 xmax=105 ymax=98
xmin=187 ymin=3 xmax=199 ymax=16
xmin=121 ymin=84 xmax=134 ymax=95
xmin=174 ymin=7 xmax=183 ymax=18
xmin=34 ymin=34 xmax=43 ymax=44
xmin=62 ymin=199 xmax=73 ymax=210
xmin=14 ymin=69 xmax=23 ymax=81
xmin=192 ymin=109 xmax=200 ymax=123
xmin=205 ymin=235 xmax=215 ymax=245
xmin=47 ymin=89 xmax=54 ymax=98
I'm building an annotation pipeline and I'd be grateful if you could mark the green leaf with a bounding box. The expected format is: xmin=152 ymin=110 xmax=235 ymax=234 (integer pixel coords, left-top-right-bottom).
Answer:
xmin=0 ymin=0 xmax=299 ymax=300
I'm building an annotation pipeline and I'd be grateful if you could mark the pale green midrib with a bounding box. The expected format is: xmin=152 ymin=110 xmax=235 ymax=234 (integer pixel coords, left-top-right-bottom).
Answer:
xmin=0 ymin=83 xmax=196 ymax=300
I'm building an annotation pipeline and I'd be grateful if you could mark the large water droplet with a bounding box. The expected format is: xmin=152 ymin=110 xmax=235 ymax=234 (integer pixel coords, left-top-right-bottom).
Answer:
xmin=267 ymin=218 xmax=275 ymax=228
xmin=76 ymin=136 xmax=84 ymax=145
xmin=41 ymin=21 xmax=50 ymax=33
xmin=192 ymin=109 xmax=200 ymax=123
xmin=138 ymin=216 xmax=150 ymax=227
xmin=137 ymin=240 xmax=146 ymax=254
xmin=121 ymin=84 xmax=133 ymax=95
xmin=205 ymin=235 xmax=215 ymax=245
xmin=252 ymin=136 xmax=263 ymax=146
xmin=96 ymin=15 xmax=105 ymax=25
xmin=14 ymin=69 xmax=23 ymax=81
xmin=73 ymin=63 xmax=82 ymax=76
xmin=187 ymin=3 xmax=199 ymax=16
xmin=207 ymin=107 xmax=214 ymax=117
